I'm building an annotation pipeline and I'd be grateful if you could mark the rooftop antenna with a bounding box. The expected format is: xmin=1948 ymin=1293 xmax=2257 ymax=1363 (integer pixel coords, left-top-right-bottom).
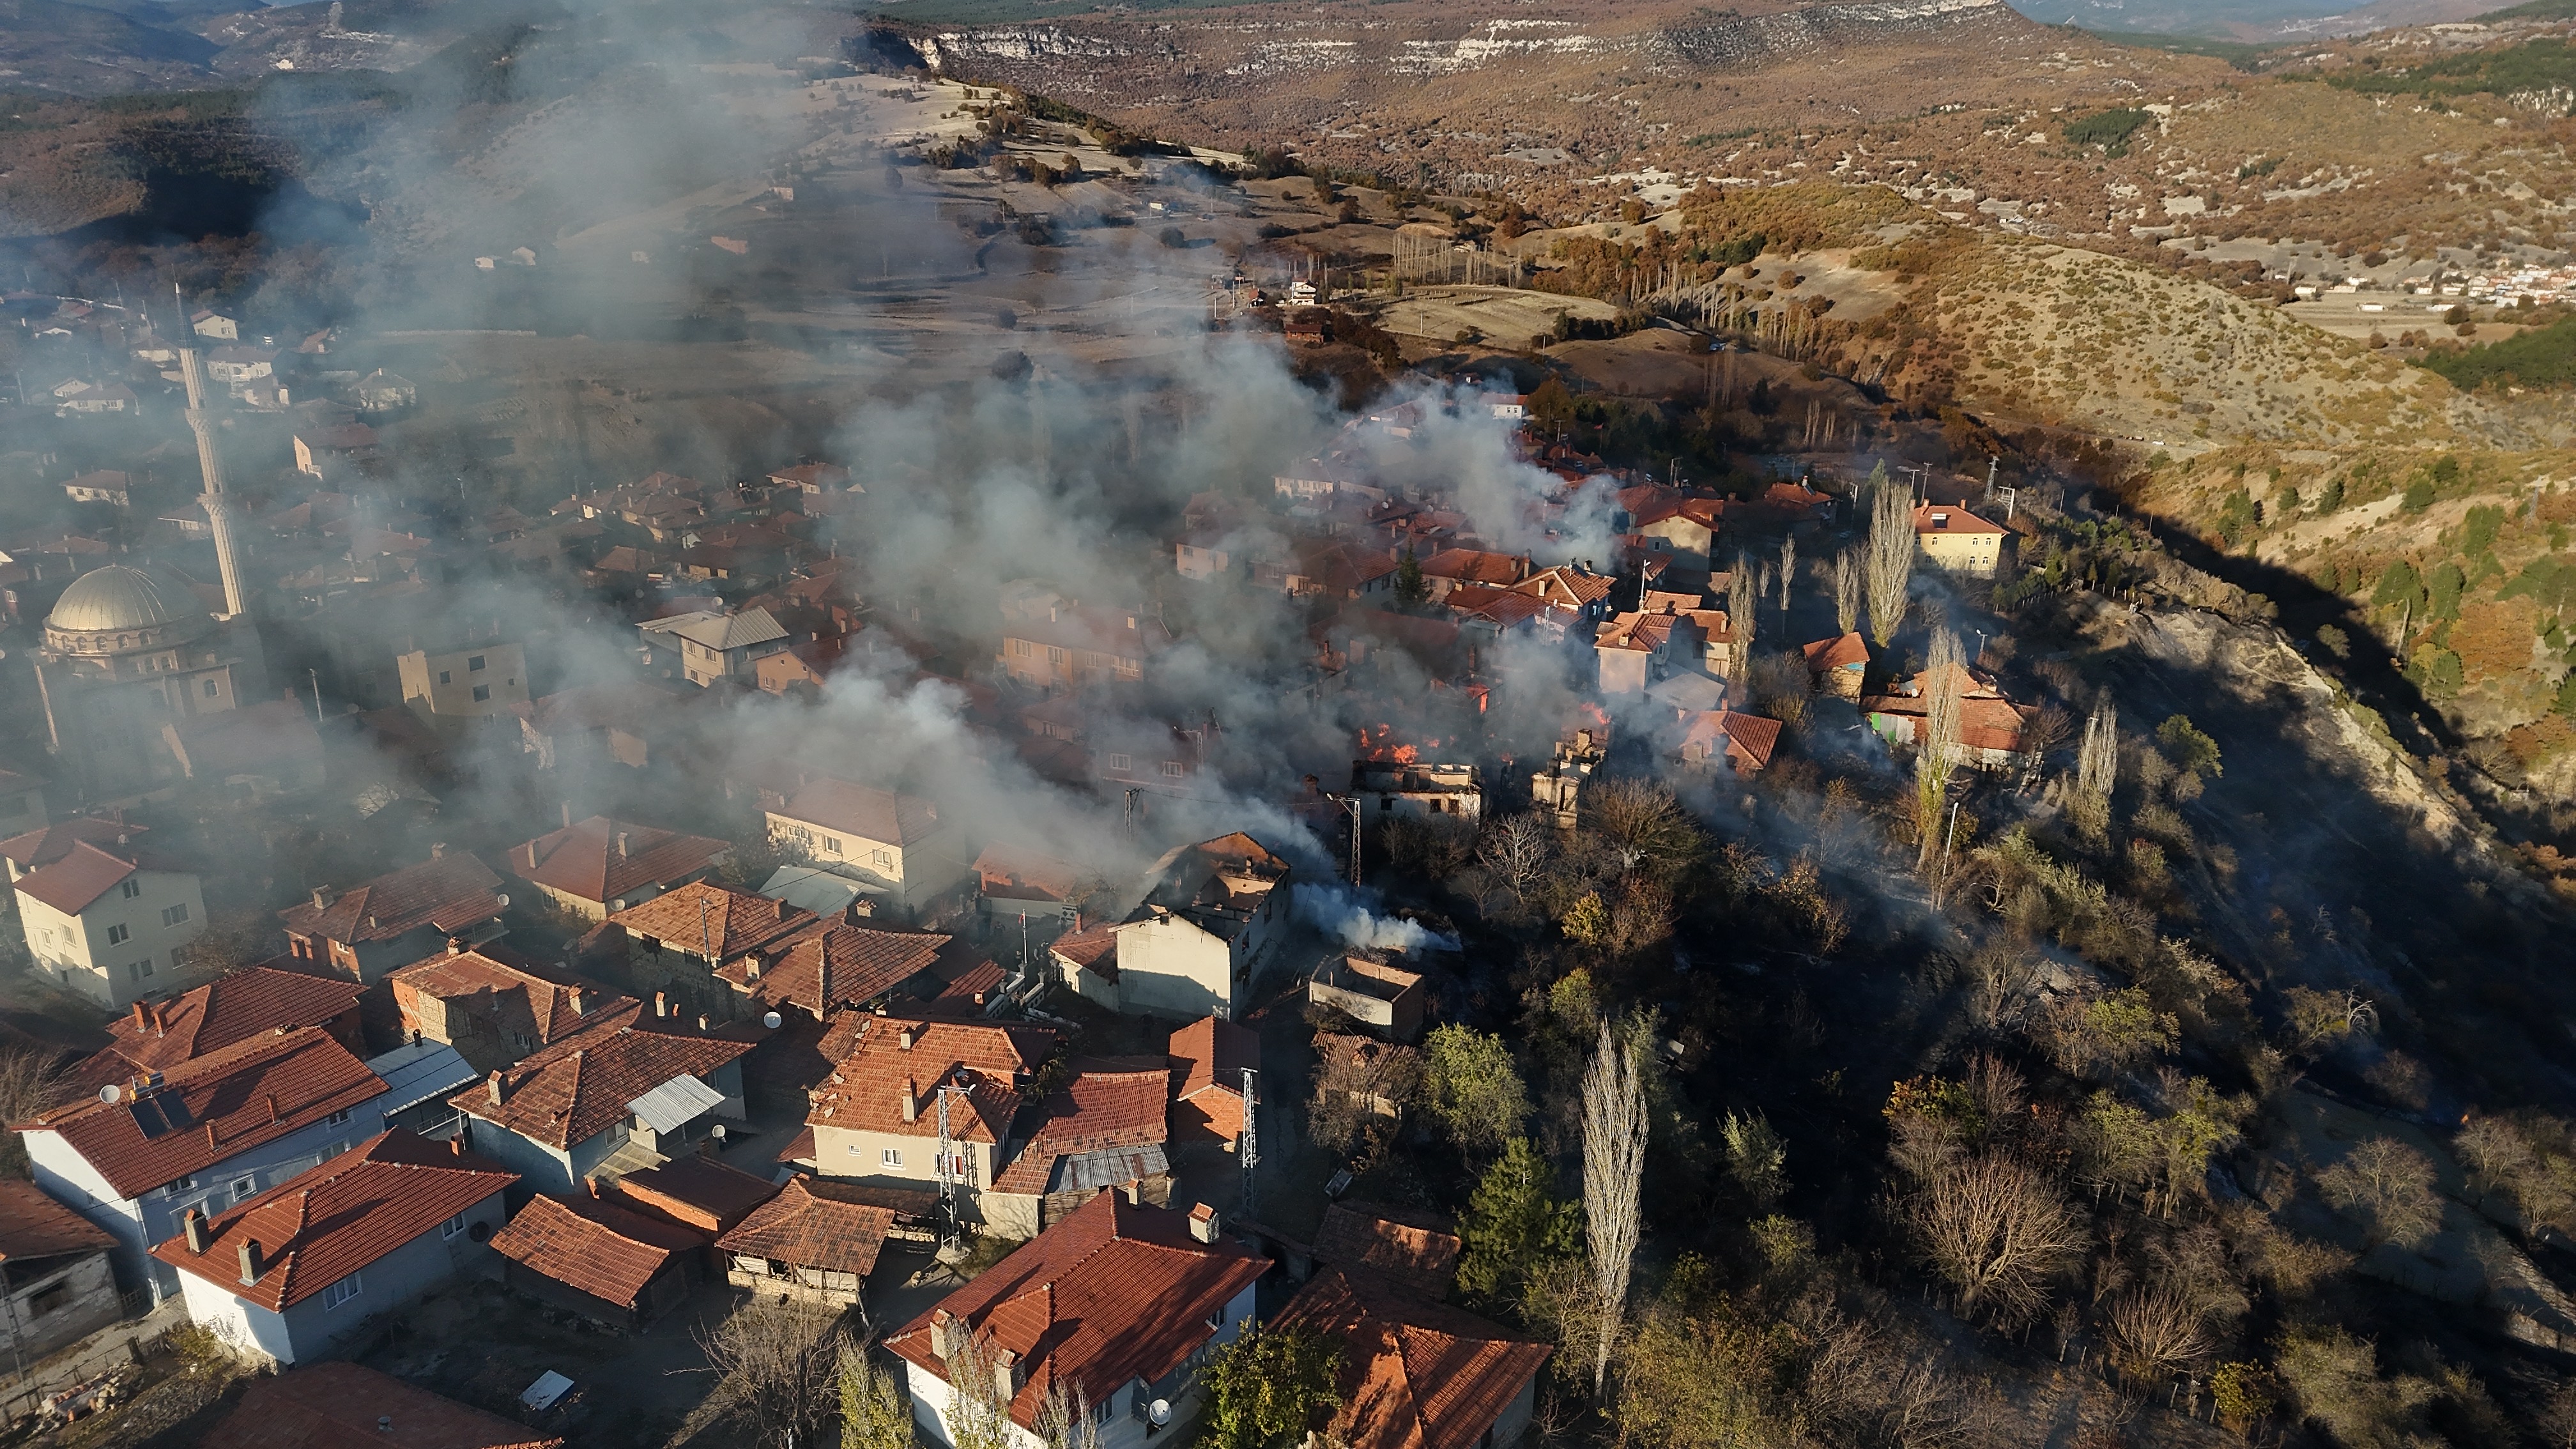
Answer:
xmin=935 ymin=1078 xmax=967 ymax=1253
xmin=1239 ymin=1066 xmax=1259 ymax=1219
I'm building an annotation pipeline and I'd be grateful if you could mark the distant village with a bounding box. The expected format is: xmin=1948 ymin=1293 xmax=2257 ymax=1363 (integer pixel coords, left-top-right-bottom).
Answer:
xmin=0 ymin=280 xmax=2044 ymax=1448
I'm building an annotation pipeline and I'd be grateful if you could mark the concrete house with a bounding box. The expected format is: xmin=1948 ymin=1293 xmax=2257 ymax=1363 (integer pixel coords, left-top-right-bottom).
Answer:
xmin=0 ymin=1179 xmax=123 ymax=1363
xmin=450 ymin=1012 xmax=754 ymax=1197
xmin=1166 ymin=1016 xmax=1258 ymax=1149
xmin=606 ymin=881 xmax=816 ymax=1022
xmin=645 ymin=608 xmax=789 ymax=687
xmin=59 ymin=966 xmax=367 ymax=1099
xmin=1046 ymin=833 xmax=1290 ymax=1022
xmin=396 ymin=632 xmax=528 ymax=718
xmin=151 ymin=1131 xmax=514 ymax=1366
xmin=714 ymin=920 xmax=981 ymax=1024
xmin=997 ymin=604 xmax=1172 ymax=691
xmin=63 ymin=471 xmax=132 ymax=508
xmin=510 ymin=814 xmax=731 ymax=921
xmin=1271 ymin=1266 xmax=1551 ymax=1449
xmin=278 ymin=849 xmax=509 ymax=984
xmin=352 ymin=370 xmax=416 ymax=411
xmin=763 ymin=778 xmax=969 ymax=919
xmin=189 ymin=309 xmax=239 ymax=341
xmin=488 ymin=1190 xmax=705 ymax=1331
xmin=983 ymin=1065 xmax=1172 ymax=1238
xmin=805 ymin=1015 xmax=1058 ymax=1218
xmin=1863 ymin=662 xmax=2039 ymax=769
xmin=887 ymin=1194 xmax=1264 ymax=1449
xmin=19 ymin=1026 xmax=391 ymax=1301
xmin=1798 ymin=632 xmax=1871 ymax=700
xmin=1912 ymin=502 xmax=2010 ymax=578
xmin=1349 ymin=758 xmax=1482 ymax=824
xmin=4 ymin=819 xmax=208 ymax=1010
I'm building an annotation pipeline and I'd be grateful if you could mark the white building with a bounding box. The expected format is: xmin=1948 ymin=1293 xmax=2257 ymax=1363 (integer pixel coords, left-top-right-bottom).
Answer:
xmin=886 ymin=1195 xmax=1263 ymax=1449
xmin=764 ymin=778 xmax=970 ymax=919
xmin=19 ymin=1026 xmax=390 ymax=1302
xmin=4 ymin=819 xmax=208 ymax=1010
xmin=1046 ymin=832 xmax=1291 ymax=1021
xmin=151 ymin=1131 xmax=513 ymax=1365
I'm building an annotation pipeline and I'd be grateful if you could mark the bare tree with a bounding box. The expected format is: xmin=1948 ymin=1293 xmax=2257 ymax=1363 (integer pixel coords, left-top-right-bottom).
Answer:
xmin=698 ymin=1294 xmax=851 ymax=1446
xmin=1582 ymin=1018 xmax=1652 ymax=1398
xmin=1034 ymin=1378 xmax=1100 ymax=1449
xmin=1833 ymin=549 xmax=1861 ymax=636
xmin=1475 ymin=816 xmax=1554 ymax=908
xmin=1727 ymin=555 xmax=1758 ymax=672
xmin=2317 ymin=1137 xmax=2443 ymax=1248
xmin=0 ymin=1047 xmax=65 ymax=1172
xmin=2015 ymin=705 xmax=2070 ymax=790
xmin=939 ymin=1328 xmax=1015 ymax=1449
xmin=838 ymin=1344 xmax=911 ymax=1449
xmin=1905 ymin=1151 xmax=2082 ymax=1328
xmin=1777 ymin=533 xmax=1797 ymax=617
xmin=2103 ymin=1279 xmax=2212 ymax=1379
xmin=1865 ymin=466 xmax=1914 ymax=646
xmin=2075 ymin=700 xmax=2119 ymax=802
xmin=1915 ymin=628 xmax=1964 ymax=871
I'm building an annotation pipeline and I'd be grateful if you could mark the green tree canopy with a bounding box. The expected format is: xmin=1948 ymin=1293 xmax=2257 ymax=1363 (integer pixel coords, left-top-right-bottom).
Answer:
xmin=1422 ymin=1025 xmax=1530 ymax=1156
xmin=1455 ymin=1135 xmax=1582 ymax=1304
xmin=1198 ymin=1325 xmax=1342 ymax=1449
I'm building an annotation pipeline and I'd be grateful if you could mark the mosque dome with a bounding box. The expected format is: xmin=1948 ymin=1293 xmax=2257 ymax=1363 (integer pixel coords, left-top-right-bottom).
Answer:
xmin=44 ymin=565 xmax=215 ymax=656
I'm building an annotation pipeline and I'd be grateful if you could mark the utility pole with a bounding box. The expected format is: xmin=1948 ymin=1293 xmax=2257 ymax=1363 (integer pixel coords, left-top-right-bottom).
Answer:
xmin=935 ymin=1080 xmax=967 ymax=1253
xmin=1934 ymin=800 xmax=1961 ymax=908
xmin=1325 ymin=793 xmax=1362 ymax=886
xmin=1238 ymin=1066 xmax=1259 ymax=1218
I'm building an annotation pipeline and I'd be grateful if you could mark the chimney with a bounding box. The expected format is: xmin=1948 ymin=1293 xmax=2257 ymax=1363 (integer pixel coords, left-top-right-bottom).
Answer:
xmin=486 ymin=1070 xmax=505 ymax=1106
xmin=568 ymin=986 xmax=586 ymax=1015
xmin=204 ymin=1122 xmax=217 ymax=1151
xmin=931 ymin=1308 xmax=956 ymax=1360
xmin=182 ymin=1208 xmax=209 ymax=1254
xmin=448 ymin=937 xmax=466 ymax=955
xmin=992 ymin=1347 xmax=1022 ymax=1400
xmin=151 ymin=1003 xmax=166 ymax=1036
xmin=696 ymin=1015 xmax=710 ymax=1032
xmin=448 ymin=1137 xmax=463 ymax=1156
xmin=311 ymin=885 xmax=335 ymax=911
xmin=654 ymin=992 xmax=667 ymax=1019
xmin=264 ymin=1093 xmax=279 ymax=1124
xmin=745 ymin=960 xmax=762 ymax=981
xmin=1188 ymin=1202 xmax=1221 ymax=1243
xmin=616 ymin=832 xmax=631 ymax=860
xmin=585 ymin=1177 xmax=600 ymax=1199
xmin=236 ymin=1239 xmax=263 ymax=1285
xmin=562 ymin=801 xmax=573 ymax=829
xmin=898 ymin=1027 xmax=916 ymax=1052
xmin=775 ymin=898 xmax=788 ymax=921
xmin=901 ymin=1079 xmax=917 ymax=1123
xmin=130 ymin=1000 xmax=148 ymax=1032
xmin=430 ymin=841 xmax=445 ymax=861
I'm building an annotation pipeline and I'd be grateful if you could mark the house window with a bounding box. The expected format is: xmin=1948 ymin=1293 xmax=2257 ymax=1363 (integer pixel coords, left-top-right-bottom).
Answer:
xmin=881 ymin=1147 xmax=903 ymax=1167
xmin=1160 ymin=761 xmax=1184 ymax=779
xmin=230 ymin=1176 xmax=256 ymax=1202
xmin=1105 ymin=754 xmax=1131 ymax=772
xmin=128 ymin=960 xmax=151 ymax=983
xmin=441 ymin=1213 xmax=468 ymax=1239
xmin=438 ymin=670 xmax=452 ymax=685
xmin=28 ymin=1282 xmax=69 ymax=1317
xmin=1010 ymin=640 xmax=1031 ymax=657
xmin=471 ymin=685 xmax=491 ymax=703
xmin=871 ymin=850 xmax=892 ymax=870
xmin=323 ymin=1108 xmax=353 ymax=1128
xmin=105 ymin=924 xmax=130 ymax=946
xmin=824 ymin=837 xmax=842 ymax=855
xmin=121 ymin=880 xmax=141 ymax=900
xmin=162 ymin=904 xmax=190 ymax=927
xmin=1046 ymin=647 xmax=1066 ymax=665
xmin=467 ymin=655 xmax=486 ymax=671
xmin=322 ymin=1273 xmax=363 ymax=1310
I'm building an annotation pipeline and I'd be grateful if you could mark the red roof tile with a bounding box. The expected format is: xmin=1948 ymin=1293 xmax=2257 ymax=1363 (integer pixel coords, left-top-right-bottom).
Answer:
xmin=0 ymin=817 xmax=142 ymax=873
xmin=804 ymin=1015 xmax=1056 ymax=1146
xmin=1273 ymin=1267 xmax=1550 ymax=1449
xmin=716 ymin=1176 xmax=900 ymax=1276
xmin=510 ymin=817 xmax=729 ymax=908
xmin=66 ymin=968 xmax=364 ymax=1091
xmin=1799 ymin=632 xmax=1871 ymax=672
xmin=989 ymin=1068 xmax=1169 ymax=1195
xmin=973 ymin=844 xmax=1080 ymax=904
xmin=608 ymin=882 xmax=814 ymax=961
xmin=1309 ymin=1202 xmax=1460 ymax=1300
xmin=1048 ymin=925 xmax=1119 ymax=980
xmin=388 ymin=949 xmax=632 ymax=1052
xmin=453 ymin=1018 xmax=755 ymax=1151
xmin=1168 ymin=1018 xmax=1257 ymax=1103
xmin=203 ymin=1363 xmax=562 ymax=1449
xmin=151 ymin=1131 xmax=516 ymax=1311
xmin=717 ymin=924 xmax=953 ymax=1016
xmin=770 ymin=779 xmax=944 ymax=847
xmin=12 ymin=841 xmax=144 ymax=916
xmin=0 ymin=1177 xmax=114 ymax=1262
xmin=21 ymin=1027 xmax=388 ymax=1200
xmin=611 ymin=1156 xmax=780 ymax=1236
xmin=489 ymin=1192 xmax=703 ymax=1310
xmin=885 ymin=1193 xmax=1267 ymax=1428
xmin=279 ymin=854 xmax=505 ymax=946
xmin=1418 ymin=549 xmax=1526 ymax=586
xmin=1912 ymin=502 xmax=2008 ymax=536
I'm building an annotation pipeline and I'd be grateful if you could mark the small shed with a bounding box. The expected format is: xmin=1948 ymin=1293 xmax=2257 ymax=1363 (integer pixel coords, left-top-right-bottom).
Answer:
xmin=716 ymin=1177 xmax=924 ymax=1305
xmin=1307 ymin=953 xmax=1428 ymax=1041
xmin=0 ymin=1179 xmax=120 ymax=1362
xmin=489 ymin=1192 xmax=707 ymax=1331
xmin=611 ymin=1156 xmax=781 ymax=1238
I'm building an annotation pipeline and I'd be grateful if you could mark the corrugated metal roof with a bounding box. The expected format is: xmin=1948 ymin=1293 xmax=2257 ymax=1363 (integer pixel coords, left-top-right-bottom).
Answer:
xmin=626 ymin=1073 xmax=725 ymax=1134
xmin=1048 ymin=1144 xmax=1169 ymax=1195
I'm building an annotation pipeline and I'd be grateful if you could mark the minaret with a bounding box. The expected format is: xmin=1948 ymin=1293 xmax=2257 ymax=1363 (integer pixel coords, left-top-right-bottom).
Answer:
xmin=179 ymin=348 xmax=250 ymax=620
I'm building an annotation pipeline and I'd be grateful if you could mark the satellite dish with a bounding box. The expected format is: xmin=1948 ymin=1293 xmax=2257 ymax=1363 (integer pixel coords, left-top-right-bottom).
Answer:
xmin=763 ymin=1011 xmax=783 ymax=1030
xmin=1149 ymin=1400 xmax=1172 ymax=1427
xmin=494 ymin=894 xmax=511 ymax=910
xmin=711 ymin=1123 xmax=727 ymax=1140
xmin=98 ymin=1084 xmax=122 ymax=1105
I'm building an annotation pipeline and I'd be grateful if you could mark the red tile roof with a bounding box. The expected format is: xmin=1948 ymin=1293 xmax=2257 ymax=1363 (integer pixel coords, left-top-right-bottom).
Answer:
xmin=388 ymin=948 xmax=633 ymax=1051
xmin=453 ymin=1017 xmax=756 ymax=1151
xmin=67 ymin=968 xmax=364 ymax=1091
xmin=1912 ymin=502 xmax=2008 ymax=536
xmin=989 ymin=1068 xmax=1169 ymax=1195
xmin=715 ymin=1176 xmax=901 ymax=1276
xmin=489 ymin=1192 xmax=704 ymax=1310
xmin=717 ymin=925 xmax=953 ymax=1016
xmin=511 ymin=817 xmax=729 ymax=907
xmin=1309 ymin=1202 xmax=1460 ymax=1300
xmin=608 ymin=882 xmax=814 ymax=961
xmin=1168 ymin=1018 xmax=1257 ymax=1103
xmin=973 ymin=844 xmax=1080 ymax=904
xmin=804 ymin=1015 xmax=1055 ymax=1145
xmin=1418 ymin=549 xmax=1526 ymax=586
xmin=203 ymin=1363 xmax=562 ymax=1449
xmin=770 ymin=778 xmax=944 ymax=847
xmin=1048 ymin=925 xmax=1119 ymax=981
xmin=279 ymin=853 xmax=506 ymax=946
xmin=611 ymin=1156 xmax=780 ymax=1236
xmin=1271 ymin=1267 xmax=1551 ymax=1449
xmin=1799 ymin=632 xmax=1870 ymax=672
xmin=151 ymin=1131 xmax=516 ymax=1312
xmin=0 ymin=817 xmax=143 ymax=873
xmin=886 ymin=1193 xmax=1267 ymax=1428
xmin=12 ymin=840 xmax=148 ymax=916
xmin=21 ymin=1027 xmax=388 ymax=1200
xmin=0 ymin=1177 xmax=114 ymax=1262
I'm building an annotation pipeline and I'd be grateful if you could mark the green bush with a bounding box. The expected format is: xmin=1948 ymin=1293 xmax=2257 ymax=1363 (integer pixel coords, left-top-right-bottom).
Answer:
xmin=2062 ymin=107 xmax=2152 ymax=151
xmin=2156 ymin=715 xmax=2223 ymax=778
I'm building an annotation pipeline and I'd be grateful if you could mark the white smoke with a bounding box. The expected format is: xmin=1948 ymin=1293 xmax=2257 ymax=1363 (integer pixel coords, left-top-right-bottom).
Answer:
xmin=1292 ymin=883 xmax=1460 ymax=954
